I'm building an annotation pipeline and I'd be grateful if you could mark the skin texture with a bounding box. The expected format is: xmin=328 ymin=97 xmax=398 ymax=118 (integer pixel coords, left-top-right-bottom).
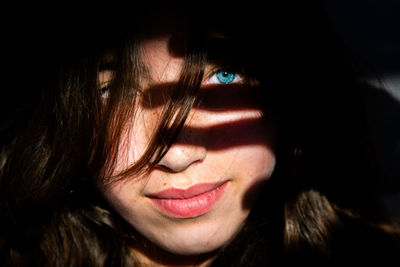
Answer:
xmin=98 ymin=35 xmax=276 ymax=266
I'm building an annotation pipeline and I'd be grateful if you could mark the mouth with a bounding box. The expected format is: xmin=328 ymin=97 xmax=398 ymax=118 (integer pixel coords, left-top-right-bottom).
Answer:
xmin=146 ymin=181 xmax=228 ymax=218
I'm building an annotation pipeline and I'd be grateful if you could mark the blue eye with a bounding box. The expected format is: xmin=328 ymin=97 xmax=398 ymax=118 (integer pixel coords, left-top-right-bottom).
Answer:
xmin=206 ymin=70 xmax=242 ymax=85
xmin=216 ymin=70 xmax=236 ymax=83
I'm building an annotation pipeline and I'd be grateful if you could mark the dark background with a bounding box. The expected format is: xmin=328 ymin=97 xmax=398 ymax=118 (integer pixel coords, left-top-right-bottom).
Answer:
xmin=324 ymin=0 xmax=400 ymax=221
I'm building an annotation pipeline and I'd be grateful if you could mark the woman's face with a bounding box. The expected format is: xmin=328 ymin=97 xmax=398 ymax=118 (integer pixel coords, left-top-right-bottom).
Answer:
xmin=98 ymin=34 xmax=276 ymax=257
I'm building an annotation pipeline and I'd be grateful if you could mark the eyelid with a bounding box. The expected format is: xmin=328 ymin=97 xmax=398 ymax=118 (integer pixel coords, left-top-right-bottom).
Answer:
xmin=98 ymin=70 xmax=114 ymax=86
xmin=203 ymin=65 xmax=226 ymax=78
xmin=98 ymin=68 xmax=115 ymax=98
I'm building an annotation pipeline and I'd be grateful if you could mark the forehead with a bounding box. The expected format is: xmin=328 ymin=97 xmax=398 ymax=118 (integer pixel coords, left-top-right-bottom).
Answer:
xmin=140 ymin=36 xmax=184 ymax=83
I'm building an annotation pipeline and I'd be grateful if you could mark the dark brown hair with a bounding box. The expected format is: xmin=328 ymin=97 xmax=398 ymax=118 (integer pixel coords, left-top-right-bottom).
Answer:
xmin=1 ymin=1 xmax=399 ymax=266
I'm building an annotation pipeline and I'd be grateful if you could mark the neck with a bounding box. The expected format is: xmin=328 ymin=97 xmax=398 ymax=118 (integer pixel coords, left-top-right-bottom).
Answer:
xmin=130 ymin=243 xmax=218 ymax=267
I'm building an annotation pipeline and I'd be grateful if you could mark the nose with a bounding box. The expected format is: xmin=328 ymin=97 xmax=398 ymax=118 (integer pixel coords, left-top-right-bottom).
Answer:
xmin=156 ymin=126 xmax=207 ymax=173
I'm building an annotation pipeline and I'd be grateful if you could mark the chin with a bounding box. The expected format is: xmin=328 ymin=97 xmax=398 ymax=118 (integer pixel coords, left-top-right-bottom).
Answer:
xmin=148 ymin=220 xmax=240 ymax=256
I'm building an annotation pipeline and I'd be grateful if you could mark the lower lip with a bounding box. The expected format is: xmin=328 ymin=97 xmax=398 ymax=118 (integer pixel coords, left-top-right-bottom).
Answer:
xmin=149 ymin=183 xmax=227 ymax=218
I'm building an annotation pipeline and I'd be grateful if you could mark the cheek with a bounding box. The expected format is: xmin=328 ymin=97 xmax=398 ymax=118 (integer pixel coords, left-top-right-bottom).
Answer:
xmin=112 ymin=107 xmax=163 ymax=174
xmin=100 ymin=180 xmax=142 ymax=217
xmin=231 ymin=144 xmax=276 ymax=190
xmin=214 ymin=133 xmax=275 ymax=182
xmin=220 ymin=145 xmax=275 ymax=225
xmin=216 ymin=119 xmax=276 ymax=203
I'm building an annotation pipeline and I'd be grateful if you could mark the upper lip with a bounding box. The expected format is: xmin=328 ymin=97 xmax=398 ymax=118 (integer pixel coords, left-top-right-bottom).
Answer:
xmin=146 ymin=181 xmax=227 ymax=199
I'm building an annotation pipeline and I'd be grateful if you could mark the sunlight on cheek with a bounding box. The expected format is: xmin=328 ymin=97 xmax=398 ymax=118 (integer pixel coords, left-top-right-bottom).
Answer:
xmin=189 ymin=109 xmax=263 ymax=128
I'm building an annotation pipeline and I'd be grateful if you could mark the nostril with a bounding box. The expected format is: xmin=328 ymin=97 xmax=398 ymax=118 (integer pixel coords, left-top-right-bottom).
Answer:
xmin=155 ymin=158 xmax=205 ymax=174
xmin=155 ymin=163 xmax=177 ymax=173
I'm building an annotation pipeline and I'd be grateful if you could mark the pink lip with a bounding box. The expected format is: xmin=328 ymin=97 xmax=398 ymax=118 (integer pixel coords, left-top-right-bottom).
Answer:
xmin=147 ymin=182 xmax=228 ymax=218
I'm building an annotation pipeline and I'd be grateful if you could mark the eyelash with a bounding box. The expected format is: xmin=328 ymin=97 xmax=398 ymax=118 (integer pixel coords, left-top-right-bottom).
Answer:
xmin=100 ymin=85 xmax=110 ymax=98
xmin=204 ymin=69 xmax=243 ymax=85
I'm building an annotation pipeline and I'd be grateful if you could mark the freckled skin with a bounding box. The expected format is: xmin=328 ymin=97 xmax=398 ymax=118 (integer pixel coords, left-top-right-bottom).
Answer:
xmin=99 ymin=35 xmax=276 ymax=265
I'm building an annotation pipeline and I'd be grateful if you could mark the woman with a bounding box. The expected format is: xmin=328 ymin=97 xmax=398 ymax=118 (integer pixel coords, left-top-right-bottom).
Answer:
xmin=1 ymin=1 xmax=399 ymax=266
